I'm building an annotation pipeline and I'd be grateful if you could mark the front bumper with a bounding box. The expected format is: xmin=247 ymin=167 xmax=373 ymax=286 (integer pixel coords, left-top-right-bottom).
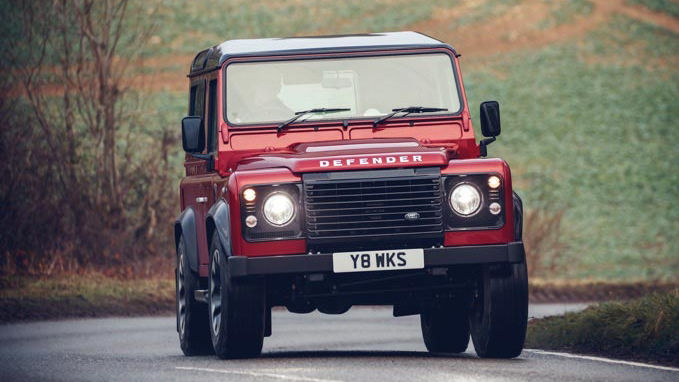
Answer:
xmin=228 ymin=241 xmax=525 ymax=278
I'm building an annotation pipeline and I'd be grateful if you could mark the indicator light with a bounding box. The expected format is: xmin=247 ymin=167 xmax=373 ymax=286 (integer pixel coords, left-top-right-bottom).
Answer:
xmin=243 ymin=188 xmax=256 ymax=202
xmin=488 ymin=176 xmax=501 ymax=189
xmin=245 ymin=215 xmax=258 ymax=228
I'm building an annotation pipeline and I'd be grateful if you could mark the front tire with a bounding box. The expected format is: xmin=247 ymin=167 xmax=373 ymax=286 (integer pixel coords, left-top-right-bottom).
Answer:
xmin=470 ymin=261 xmax=528 ymax=358
xmin=421 ymin=304 xmax=470 ymax=353
xmin=208 ymin=232 xmax=265 ymax=359
xmin=176 ymin=235 xmax=212 ymax=356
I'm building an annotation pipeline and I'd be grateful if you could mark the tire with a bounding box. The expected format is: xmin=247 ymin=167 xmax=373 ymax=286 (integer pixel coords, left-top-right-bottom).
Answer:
xmin=420 ymin=304 xmax=470 ymax=353
xmin=176 ymin=235 xmax=212 ymax=356
xmin=208 ymin=232 xmax=265 ymax=359
xmin=470 ymin=261 xmax=528 ymax=358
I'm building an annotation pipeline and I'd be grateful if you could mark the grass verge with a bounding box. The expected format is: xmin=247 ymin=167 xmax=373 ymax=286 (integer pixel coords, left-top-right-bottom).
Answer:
xmin=2 ymin=273 xmax=678 ymax=324
xmin=0 ymin=274 xmax=174 ymax=323
xmin=526 ymin=289 xmax=679 ymax=366
xmin=529 ymin=279 xmax=678 ymax=303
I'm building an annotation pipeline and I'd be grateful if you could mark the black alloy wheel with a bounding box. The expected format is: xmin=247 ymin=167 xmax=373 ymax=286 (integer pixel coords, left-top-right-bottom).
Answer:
xmin=208 ymin=232 xmax=266 ymax=359
xmin=176 ymin=235 xmax=212 ymax=355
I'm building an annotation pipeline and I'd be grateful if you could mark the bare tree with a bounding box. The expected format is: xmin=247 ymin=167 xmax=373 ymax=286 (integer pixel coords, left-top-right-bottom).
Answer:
xmin=0 ymin=0 xmax=171 ymax=271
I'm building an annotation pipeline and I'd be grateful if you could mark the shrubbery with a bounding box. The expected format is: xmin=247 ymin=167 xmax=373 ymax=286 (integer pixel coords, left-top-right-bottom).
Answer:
xmin=0 ymin=1 xmax=176 ymax=276
xmin=526 ymin=289 xmax=679 ymax=366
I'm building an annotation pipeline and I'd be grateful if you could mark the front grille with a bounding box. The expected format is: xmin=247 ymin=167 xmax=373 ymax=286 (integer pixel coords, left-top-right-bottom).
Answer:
xmin=303 ymin=168 xmax=443 ymax=247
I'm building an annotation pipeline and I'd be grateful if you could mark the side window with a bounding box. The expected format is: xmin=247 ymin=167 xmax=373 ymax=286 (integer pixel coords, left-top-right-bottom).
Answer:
xmin=188 ymin=80 xmax=206 ymax=154
xmin=189 ymin=85 xmax=196 ymax=115
xmin=189 ymin=81 xmax=206 ymax=118
xmin=207 ymin=79 xmax=218 ymax=153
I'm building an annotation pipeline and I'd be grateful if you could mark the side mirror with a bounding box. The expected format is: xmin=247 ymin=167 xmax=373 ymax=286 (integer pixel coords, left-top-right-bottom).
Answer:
xmin=480 ymin=101 xmax=501 ymax=137
xmin=181 ymin=116 xmax=205 ymax=153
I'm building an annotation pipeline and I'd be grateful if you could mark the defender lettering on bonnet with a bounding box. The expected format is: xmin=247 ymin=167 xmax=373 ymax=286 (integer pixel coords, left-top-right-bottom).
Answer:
xmin=320 ymin=155 xmax=423 ymax=168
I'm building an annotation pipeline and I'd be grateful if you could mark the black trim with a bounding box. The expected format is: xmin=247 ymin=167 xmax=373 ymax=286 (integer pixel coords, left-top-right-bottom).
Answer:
xmin=239 ymin=183 xmax=304 ymax=242
xmin=207 ymin=79 xmax=218 ymax=154
xmin=513 ymin=191 xmax=523 ymax=241
xmin=219 ymin=43 xmax=456 ymax=66
xmin=443 ymin=172 xmax=506 ymax=231
xmin=222 ymin=49 xmax=464 ymax=128
xmin=228 ymin=242 xmax=525 ymax=278
xmin=304 ymin=167 xmax=437 ymax=181
xmin=174 ymin=207 xmax=200 ymax=273
xmin=190 ymin=48 xmax=211 ymax=73
xmin=303 ymin=167 xmax=443 ymax=251
xmin=206 ymin=199 xmax=232 ymax=260
xmin=187 ymin=44 xmax=457 ymax=78
xmin=188 ymin=39 xmax=458 ymax=76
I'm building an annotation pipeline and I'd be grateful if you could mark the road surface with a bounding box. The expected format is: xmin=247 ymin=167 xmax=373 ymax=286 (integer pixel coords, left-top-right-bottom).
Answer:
xmin=1 ymin=304 xmax=677 ymax=381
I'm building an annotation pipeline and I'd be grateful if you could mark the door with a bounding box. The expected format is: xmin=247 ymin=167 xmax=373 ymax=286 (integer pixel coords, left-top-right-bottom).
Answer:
xmin=181 ymin=78 xmax=212 ymax=275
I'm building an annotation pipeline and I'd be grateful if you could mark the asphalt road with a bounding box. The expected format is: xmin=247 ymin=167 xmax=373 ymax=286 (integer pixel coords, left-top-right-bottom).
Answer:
xmin=1 ymin=304 xmax=677 ymax=382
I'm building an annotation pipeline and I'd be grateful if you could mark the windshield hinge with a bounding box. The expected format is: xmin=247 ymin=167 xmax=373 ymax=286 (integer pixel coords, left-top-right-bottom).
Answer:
xmin=462 ymin=110 xmax=471 ymax=131
xmin=220 ymin=123 xmax=229 ymax=143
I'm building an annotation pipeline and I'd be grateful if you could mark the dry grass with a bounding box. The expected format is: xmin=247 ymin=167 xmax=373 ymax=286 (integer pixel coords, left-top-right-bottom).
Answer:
xmin=529 ymin=278 xmax=679 ymax=303
xmin=0 ymin=252 xmax=175 ymax=323
xmin=1 ymin=251 xmax=174 ymax=279
xmin=0 ymin=273 xmax=174 ymax=323
xmin=523 ymin=207 xmax=568 ymax=278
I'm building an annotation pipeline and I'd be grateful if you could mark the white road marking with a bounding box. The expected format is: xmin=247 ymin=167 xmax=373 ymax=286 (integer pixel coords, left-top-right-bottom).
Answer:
xmin=525 ymin=349 xmax=679 ymax=373
xmin=175 ymin=366 xmax=347 ymax=382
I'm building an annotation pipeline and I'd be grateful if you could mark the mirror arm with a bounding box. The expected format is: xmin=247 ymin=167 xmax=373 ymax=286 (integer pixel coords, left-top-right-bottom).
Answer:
xmin=189 ymin=153 xmax=210 ymax=160
xmin=188 ymin=153 xmax=214 ymax=171
xmin=479 ymin=136 xmax=496 ymax=157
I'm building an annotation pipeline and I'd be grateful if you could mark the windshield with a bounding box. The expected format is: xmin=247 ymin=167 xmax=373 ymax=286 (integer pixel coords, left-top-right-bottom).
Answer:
xmin=225 ymin=53 xmax=461 ymax=125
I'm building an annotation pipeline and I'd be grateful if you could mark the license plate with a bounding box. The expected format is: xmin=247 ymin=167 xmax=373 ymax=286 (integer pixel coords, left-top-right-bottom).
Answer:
xmin=332 ymin=248 xmax=424 ymax=273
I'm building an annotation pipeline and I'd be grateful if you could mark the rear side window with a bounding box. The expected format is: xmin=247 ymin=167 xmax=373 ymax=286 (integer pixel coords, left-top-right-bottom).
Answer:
xmin=189 ymin=81 xmax=206 ymax=117
xmin=207 ymin=79 xmax=218 ymax=153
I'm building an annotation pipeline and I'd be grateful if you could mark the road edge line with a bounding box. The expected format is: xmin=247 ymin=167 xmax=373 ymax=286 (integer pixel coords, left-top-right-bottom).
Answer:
xmin=175 ymin=366 xmax=347 ymax=382
xmin=524 ymin=349 xmax=679 ymax=373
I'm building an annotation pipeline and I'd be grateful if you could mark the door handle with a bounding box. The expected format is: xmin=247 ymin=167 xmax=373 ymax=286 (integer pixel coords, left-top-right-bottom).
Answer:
xmin=196 ymin=196 xmax=208 ymax=203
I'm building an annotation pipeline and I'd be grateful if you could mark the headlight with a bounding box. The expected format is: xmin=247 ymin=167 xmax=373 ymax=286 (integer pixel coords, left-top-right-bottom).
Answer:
xmin=449 ymin=184 xmax=482 ymax=216
xmin=262 ymin=193 xmax=295 ymax=226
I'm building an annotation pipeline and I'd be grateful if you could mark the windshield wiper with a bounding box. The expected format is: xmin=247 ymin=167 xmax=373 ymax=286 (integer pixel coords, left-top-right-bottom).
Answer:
xmin=277 ymin=108 xmax=350 ymax=133
xmin=373 ymin=106 xmax=448 ymax=128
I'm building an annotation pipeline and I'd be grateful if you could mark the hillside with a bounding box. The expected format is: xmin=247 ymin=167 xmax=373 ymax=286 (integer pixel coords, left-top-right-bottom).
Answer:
xmin=133 ymin=0 xmax=678 ymax=281
xmin=2 ymin=0 xmax=668 ymax=281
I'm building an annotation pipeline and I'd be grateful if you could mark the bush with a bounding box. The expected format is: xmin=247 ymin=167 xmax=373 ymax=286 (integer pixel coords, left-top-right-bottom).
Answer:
xmin=523 ymin=206 xmax=567 ymax=277
xmin=526 ymin=289 xmax=679 ymax=366
xmin=0 ymin=1 xmax=177 ymax=275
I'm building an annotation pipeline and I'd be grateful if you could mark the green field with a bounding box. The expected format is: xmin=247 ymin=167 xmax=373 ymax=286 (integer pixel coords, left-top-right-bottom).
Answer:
xmin=140 ymin=0 xmax=678 ymax=281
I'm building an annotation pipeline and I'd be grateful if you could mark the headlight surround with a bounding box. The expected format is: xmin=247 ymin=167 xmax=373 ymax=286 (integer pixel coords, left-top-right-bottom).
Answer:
xmin=240 ymin=183 xmax=303 ymax=242
xmin=443 ymin=173 xmax=505 ymax=230
xmin=262 ymin=192 xmax=295 ymax=226
xmin=449 ymin=183 xmax=482 ymax=216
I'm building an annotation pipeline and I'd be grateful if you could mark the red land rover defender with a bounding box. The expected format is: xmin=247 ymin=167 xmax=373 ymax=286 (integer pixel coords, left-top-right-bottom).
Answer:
xmin=175 ymin=32 xmax=527 ymax=359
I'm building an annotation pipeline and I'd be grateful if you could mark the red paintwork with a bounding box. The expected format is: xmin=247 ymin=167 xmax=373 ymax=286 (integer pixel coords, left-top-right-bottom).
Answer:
xmin=214 ymin=48 xmax=479 ymax=175
xmin=182 ymin=46 xmax=514 ymax=276
xmin=236 ymin=149 xmax=448 ymax=173
xmin=441 ymin=158 xmax=515 ymax=245
xmin=225 ymin=168 xmax=306 ymax=259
